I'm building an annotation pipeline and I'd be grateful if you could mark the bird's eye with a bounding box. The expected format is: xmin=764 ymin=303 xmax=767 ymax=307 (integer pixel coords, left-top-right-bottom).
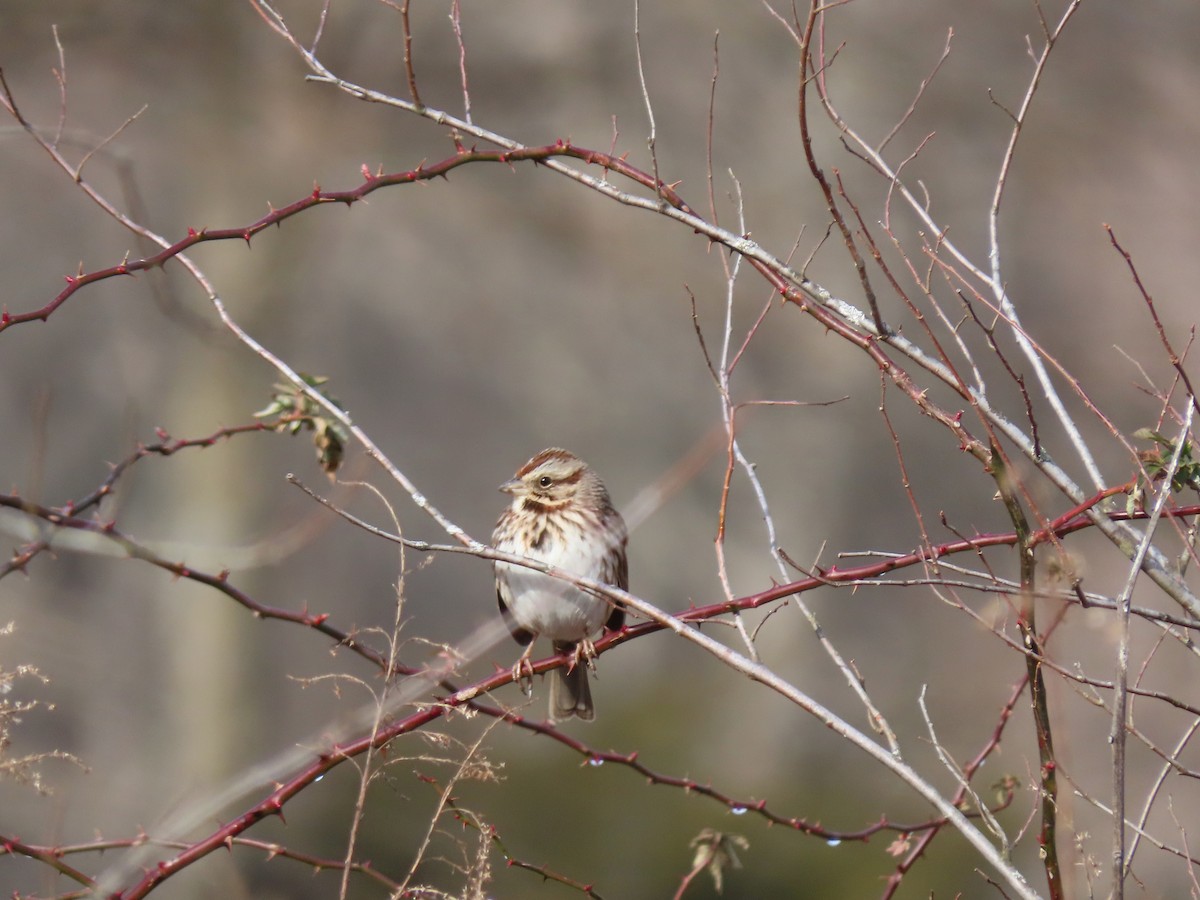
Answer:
xmin=538 ymin=475 xmax=553 ymax=488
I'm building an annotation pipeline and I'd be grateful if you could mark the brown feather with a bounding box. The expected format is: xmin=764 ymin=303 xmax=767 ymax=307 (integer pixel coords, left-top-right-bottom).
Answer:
xmin=492 ymin=448 xmax=628 ymax=722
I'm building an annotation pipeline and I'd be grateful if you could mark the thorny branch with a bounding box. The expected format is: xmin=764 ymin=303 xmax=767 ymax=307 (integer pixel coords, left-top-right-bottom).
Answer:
xmin=4 ymin=2 xmax=1200 ymax=898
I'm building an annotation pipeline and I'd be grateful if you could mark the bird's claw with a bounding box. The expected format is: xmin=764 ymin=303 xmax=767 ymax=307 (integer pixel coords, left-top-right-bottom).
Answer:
xmin=574 ymin=638 xmax=599 ymax=676
xmin=511 ymin=654 xmax=535 ymax=698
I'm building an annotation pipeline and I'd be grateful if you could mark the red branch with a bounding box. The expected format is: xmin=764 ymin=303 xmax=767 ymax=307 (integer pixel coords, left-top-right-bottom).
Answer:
xmin=0 ymin=142 xmax=692 ymax=333
xmin=0 ymin=418 xmax=1189 ymax=897
xmin=0 ymin=480 xmax=1174 ymax=682
xmin=3 ymin=481 xmax=1184 ymax=896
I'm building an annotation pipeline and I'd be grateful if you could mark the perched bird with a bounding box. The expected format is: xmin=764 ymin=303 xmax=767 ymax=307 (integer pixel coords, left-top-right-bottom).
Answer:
xmin=492 ymin=448 xmax=628 ymax=722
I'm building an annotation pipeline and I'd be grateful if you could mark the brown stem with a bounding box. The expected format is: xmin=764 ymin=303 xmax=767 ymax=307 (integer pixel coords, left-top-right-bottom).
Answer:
xmin=992 ymin=447 xmax=1063 ymax=900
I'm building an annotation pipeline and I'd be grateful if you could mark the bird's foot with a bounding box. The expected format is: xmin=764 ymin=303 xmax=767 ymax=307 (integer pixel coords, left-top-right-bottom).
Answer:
xmin=511 ymin=647 xmax=536 ymax=698
xmin=571 ymin=638 xmax=599 ymax=676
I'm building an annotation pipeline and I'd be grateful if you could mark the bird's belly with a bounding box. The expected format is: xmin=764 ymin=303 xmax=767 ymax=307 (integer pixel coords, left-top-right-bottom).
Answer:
xmin=500 ymin=568 xmax=609 ymax=641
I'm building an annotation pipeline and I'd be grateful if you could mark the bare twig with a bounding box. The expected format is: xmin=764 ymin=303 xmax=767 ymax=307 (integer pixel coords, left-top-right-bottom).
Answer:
xmin=400 ymin=0 xmax=422 ymax=106
xmin=450 ymin=0 xmax=472 ymax=124
xmin=633 ymin=0 xmax=663 ymax=202
xmin=1109 ymin=402 xmax=1195 ymax=900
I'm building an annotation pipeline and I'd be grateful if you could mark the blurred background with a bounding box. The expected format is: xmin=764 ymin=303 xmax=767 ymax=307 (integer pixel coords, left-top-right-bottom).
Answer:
xmin=2 ymin=1 xmax=1199 ymax=897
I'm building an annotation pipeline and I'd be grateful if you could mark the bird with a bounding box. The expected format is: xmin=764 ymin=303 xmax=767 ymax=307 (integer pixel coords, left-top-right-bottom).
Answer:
xmin=492 ymin=448 xmax=628 ymax=722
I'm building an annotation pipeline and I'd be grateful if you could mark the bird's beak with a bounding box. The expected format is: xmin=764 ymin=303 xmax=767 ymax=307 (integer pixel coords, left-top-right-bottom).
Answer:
xmin=498 ymin=478 xmax=521 ymax=495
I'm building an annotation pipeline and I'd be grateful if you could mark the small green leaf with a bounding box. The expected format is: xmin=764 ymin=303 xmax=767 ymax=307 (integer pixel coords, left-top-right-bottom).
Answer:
xmin=1133 ymin=429 xmax=1200 ymax=497
xmin=255 ymin=374 xmax=349 ymax=477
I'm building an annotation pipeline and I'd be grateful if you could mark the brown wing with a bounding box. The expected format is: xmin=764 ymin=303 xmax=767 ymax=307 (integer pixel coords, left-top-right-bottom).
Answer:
xmin=604 ymin=603 xmax=626 ymax=633
xmin=603 ymin=532 xmax=628 ymax=633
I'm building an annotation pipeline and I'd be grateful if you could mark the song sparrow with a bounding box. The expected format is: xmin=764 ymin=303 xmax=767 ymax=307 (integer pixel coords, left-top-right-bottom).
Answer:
xmin=492 ymin=448 xmax=628 ymax=722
